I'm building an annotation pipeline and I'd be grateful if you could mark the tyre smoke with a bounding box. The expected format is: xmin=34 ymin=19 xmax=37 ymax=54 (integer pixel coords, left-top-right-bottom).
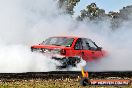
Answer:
xmin=0 ymin=0 xmax=132 ymax=72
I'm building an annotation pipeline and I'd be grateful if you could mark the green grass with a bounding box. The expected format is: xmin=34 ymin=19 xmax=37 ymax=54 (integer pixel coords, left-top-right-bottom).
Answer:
xmin=0 ymin=78 xmax=131 ymax=88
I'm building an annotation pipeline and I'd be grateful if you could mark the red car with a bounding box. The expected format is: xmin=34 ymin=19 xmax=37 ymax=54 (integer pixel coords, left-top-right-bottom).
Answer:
xmin=31 ymin=36 xmax=106 ymax=67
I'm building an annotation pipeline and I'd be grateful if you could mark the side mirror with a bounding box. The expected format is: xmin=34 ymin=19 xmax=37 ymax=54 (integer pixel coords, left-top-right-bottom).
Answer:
xmin=97 ymin=47 xmax=102 ymax=51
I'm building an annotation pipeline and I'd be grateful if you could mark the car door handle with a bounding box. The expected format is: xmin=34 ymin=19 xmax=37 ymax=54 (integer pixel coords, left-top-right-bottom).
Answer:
xmin=91 ymin=52 xmax=94 ymax=54
xmin=82 ymin=52 xmax=84 ymax=55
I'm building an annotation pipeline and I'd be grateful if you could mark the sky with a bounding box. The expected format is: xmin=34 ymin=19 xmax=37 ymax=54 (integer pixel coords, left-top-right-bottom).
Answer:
xmin=74 ymin=0 xmax=132 ymax=16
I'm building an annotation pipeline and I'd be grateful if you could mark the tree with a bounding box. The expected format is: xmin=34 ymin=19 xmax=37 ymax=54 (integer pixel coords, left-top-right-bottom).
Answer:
xmin=107 ymin=11 xmax=120 ymax=30
xmin=58 ymin=0 xmax=80 ymax=15
xmin=78 ymin=3 xmax=105 ymax=21
xmin=58 ymin=1 xmax=132 ymax=30
xmin=119 ymin=5 xmax=132 ymax=20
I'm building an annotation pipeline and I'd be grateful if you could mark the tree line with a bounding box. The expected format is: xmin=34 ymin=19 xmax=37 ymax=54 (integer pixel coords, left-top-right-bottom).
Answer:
xmin=57 ymin=0 xmax=132 ymax=29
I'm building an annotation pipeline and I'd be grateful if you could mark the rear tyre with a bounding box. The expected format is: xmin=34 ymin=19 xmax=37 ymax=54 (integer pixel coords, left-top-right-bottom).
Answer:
xmin=62 ymin=57 xmax=81 ymax=67
xmin=56 ymin=57 xmax=81 ymax=69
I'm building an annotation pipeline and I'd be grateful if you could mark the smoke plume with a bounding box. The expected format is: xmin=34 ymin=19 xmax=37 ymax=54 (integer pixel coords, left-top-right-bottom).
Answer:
xmin=0 ymin=0 xmax=132 ymax=72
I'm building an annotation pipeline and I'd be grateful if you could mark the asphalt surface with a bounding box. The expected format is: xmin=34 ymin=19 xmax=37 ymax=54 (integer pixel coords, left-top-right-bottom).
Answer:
xmin=0 ymin=71 xmax=131 ymax=80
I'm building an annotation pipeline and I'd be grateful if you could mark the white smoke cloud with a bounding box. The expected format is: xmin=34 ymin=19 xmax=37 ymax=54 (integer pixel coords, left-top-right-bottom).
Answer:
xmin=0 ymin=0 xmax=132 ymax=72
xmin=0 ymin=0 xmax=68 ymax=73
xmin=82 ymin=20 xmax=132 ymax=71
xmin=0 ymin=45 xmax=60 ymax=73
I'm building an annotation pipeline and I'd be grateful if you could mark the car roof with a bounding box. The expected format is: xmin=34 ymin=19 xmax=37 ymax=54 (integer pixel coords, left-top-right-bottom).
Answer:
xmin=49 ymin=36 xmax=92 ymax=41
xmin=51 ymin=36 xmax=80 ymax=39
xmin=52 ymin=36 xmax=91 ymax=39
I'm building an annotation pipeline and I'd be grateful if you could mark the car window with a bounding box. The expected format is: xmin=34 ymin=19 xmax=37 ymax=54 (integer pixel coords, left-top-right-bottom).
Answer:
xmin=42 ymin=37 xmax=74 ymax=47
xmin=82 ymin=39 xmax=90 ymax=50
xmin=85 ymin=38 xmax=97 ymax=50
xmin=74 ymin=38 xmax=82 ymax=50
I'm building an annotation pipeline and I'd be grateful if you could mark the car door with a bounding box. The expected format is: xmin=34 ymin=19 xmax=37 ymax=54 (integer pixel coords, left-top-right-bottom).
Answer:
xmin=81 ymin=38 xmax=93 ymax=61
xmin=85 ymin=39 xmax=103 ymax=59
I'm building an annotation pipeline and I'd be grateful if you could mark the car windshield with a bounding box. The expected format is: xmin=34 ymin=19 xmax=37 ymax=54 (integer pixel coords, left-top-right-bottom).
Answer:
xmin=42 ymin=37 xmax=74 ymax=47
